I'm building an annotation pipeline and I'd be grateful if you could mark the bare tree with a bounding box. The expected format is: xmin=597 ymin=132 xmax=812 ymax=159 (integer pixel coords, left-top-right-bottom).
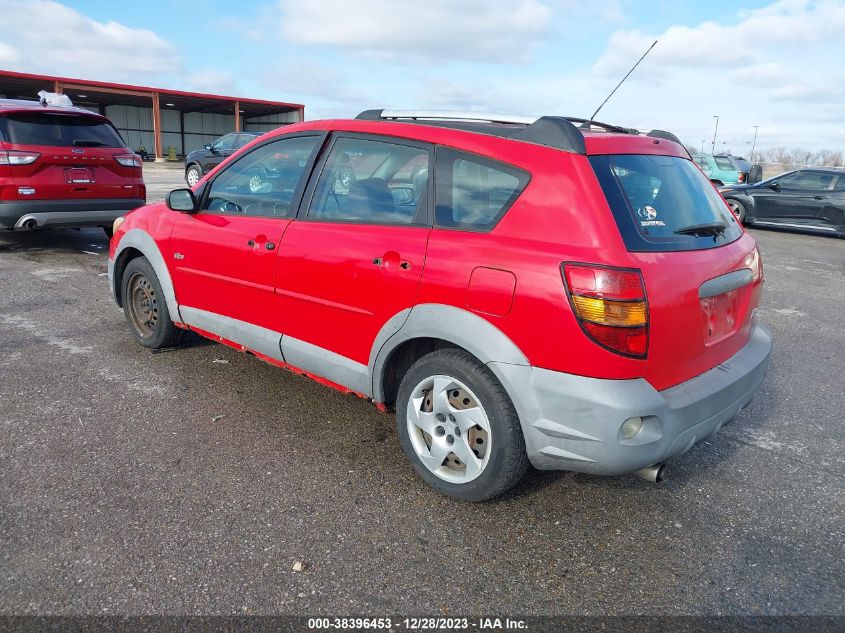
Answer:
xmin=767 ymin=147 xmax=789 ymax=164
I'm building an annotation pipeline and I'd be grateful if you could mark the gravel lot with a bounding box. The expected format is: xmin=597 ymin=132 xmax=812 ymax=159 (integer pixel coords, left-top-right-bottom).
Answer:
xmin=0 ymin=167 xmax=842 ymax=617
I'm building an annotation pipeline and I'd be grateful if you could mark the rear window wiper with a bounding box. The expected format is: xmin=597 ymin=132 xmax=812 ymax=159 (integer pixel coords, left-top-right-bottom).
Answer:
xmin=674 ymin=222 xmax=728 ymax=237
xmin=72 ymin=140 xmax=108 ymax=147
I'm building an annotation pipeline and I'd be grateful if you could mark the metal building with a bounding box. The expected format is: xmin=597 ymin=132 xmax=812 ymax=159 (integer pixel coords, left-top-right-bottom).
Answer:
xmin=0 ymin=70 xmax=304 ymax=160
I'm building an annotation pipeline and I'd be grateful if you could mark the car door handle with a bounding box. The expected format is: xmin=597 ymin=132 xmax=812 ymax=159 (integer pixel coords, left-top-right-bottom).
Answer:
xmin=813 ymin=195 xmax=827 ymax=200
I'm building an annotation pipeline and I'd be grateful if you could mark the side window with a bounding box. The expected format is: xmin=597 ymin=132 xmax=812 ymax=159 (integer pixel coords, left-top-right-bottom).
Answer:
xmin=833 ymin=177 xmax=845 ymax=191
xmin=307 ymin=137 xmax=429 ymax=225
xmin=434 ymin=148 xmax=529 ymax=231
xmin=777 ymin=171 xmax=835 ymax=190
xmin=234 ymin=134 xmax=255 ymax=149
xmin=203 ymin=136 xmax=320 ymax=217
xmin=211 ymin=135 xmax=235 ymax=152
xmin=713 ymin=156 xmax=735 ymax=170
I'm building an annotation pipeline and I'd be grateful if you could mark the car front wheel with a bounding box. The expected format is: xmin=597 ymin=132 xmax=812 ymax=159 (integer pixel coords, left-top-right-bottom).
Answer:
xmin=396 ymin=349 xmax=528 ymax=502
xmin=121 ymin=257 xmax=185 ymax=349
xmin=185 ymin=165 xmax=202 ymax=187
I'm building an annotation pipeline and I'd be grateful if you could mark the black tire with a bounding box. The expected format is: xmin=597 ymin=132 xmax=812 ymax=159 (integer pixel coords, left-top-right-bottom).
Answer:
xmin=185 ymin=164 xmax=202 ymax=187
xmin=396 ymin=349 xmax=529 ymax=502
xmin=102 ymin=225 xmax=114 ymax=239
xmin=726 ymin=198 xmax=747 ymax=223
xmin=121 ymin=257 xmax=185 ymax=349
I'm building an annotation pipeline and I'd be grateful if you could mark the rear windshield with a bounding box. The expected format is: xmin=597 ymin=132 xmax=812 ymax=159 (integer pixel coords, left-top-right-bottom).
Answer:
xmin=0 ymin=112 xmax=125 ymax=148
xmin=589 ymin=154 xmax=742 ymax=252
xmin=731 ymin=157 xmax=751 ymax=171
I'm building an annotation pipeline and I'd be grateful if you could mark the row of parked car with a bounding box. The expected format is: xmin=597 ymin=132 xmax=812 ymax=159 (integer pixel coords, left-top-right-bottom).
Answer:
xmin=0 ymin=97 xmax=837 ymax=500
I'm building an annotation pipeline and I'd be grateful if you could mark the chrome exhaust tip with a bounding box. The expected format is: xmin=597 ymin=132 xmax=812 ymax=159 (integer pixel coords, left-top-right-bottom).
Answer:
xmin=635 ymin=463 xmax=666 ymax=483
xmin=15 ymin=215 xmax=39 ymax=230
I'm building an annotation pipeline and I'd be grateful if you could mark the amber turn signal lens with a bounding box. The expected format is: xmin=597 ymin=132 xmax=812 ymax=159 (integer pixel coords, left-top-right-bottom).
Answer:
xmin=571 ymin=295 xmax=647 ymax=327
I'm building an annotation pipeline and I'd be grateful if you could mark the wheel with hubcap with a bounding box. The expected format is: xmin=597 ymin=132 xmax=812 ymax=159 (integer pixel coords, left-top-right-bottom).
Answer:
xmin=726 ymin=198 xmax=747 ymax=223
xmin=121 ymin=257 xmax=184 ymax=349
xmin=397 ymin=349 xmax=528 ymax=501
xmin=185 ymin=165 xmax=202 ymax=187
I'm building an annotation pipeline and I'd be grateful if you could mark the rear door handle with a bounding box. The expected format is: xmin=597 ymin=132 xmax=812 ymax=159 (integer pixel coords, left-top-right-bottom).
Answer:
xmin=813 ymin=195 xmax=826 ymax=200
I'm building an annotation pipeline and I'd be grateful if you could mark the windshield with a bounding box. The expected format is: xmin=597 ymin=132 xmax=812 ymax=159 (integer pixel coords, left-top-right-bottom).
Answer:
xmin=589 ymin=154 xmax=743 ymax=252
xmin=0 ymin=112 xmax=125 ymax=148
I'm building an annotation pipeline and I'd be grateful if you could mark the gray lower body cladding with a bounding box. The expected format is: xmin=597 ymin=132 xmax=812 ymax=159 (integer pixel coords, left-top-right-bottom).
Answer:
xmin=0 ymin=198 xmax=144 ymax=229
xmin=491 ymin=323 xmax=772 ymax=475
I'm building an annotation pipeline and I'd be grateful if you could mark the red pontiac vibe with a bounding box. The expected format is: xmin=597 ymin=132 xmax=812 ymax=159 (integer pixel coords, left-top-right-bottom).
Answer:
xmin=108 ymin=110 xmax=771 ymax=501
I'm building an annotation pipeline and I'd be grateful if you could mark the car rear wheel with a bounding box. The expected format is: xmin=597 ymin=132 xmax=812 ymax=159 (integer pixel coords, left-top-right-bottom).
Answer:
xmin=396 ymin=349 xmax=528 ymax=502
xmin=185 ymin=164 xmax=202 ymax=187
xmin=121 ymin=257 xmax=184 ymax=349
xmin=726 ymin=198 xmax=747 ymax=223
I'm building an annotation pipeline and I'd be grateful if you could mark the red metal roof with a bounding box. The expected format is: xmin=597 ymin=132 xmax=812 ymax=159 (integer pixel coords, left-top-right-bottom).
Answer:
xmin=0 ymin=69 xmax=303 ymax=111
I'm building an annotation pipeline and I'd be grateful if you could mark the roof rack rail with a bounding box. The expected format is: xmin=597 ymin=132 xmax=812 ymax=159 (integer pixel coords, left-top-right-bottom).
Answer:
xmin=564 ymin=117 xmax=637 ymax=134
xmin=356 ymin=109 xmax=539 ymax=125
xmin=353 ymin=110 xmax=687 ymax=157
xmin=354 ymin=109 xmax=586 ymax=154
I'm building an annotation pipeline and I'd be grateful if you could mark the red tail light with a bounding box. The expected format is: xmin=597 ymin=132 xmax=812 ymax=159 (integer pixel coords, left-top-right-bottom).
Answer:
xmin=562 ymin=263 xmax=648 ymax=358
xmin=0 ymin=150 xmax=40 ymax=165
xmin=115 ymin=154 xmax=142 ymax=168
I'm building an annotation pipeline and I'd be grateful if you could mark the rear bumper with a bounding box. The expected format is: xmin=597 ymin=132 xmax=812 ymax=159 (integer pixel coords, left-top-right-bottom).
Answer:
xmin=0 ymin=199 xmax=144 ymax=229
xmin=491 ymin=322 xmax=772 ymax=475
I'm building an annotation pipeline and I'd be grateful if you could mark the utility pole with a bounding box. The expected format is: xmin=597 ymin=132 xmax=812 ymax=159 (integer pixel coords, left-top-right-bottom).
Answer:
xmin=750 ymin=125 xmax=759 ymax=160
xmin=711 ymin=115 xmax=720 ymax=153
xmin=701 ymin=139 xmax=705 ymax=153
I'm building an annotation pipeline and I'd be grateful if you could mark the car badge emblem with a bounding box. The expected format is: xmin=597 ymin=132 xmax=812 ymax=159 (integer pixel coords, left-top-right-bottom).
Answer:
xmin=72 ymin=148 xmax=84 ymax=154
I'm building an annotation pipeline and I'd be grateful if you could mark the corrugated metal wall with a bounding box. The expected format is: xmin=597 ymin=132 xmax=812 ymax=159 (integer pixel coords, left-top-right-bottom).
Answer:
xmin=103 ymin=105 xmax=299 ymax=156
xmin=243 ymin=112 xmax=299 ymax=134
xmin=105 ymin=105 xmax=156 ymax=154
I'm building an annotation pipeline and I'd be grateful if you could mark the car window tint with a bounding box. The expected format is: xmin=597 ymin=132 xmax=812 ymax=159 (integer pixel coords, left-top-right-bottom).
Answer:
xmin=307 ymin=137 xmax=429 ymax=225
xmin=212 ymin=135 xmax=236 ymax=152
xmin=0 ymin=112 xmax=124 ymax=148
xmin=713 ymin=156 xmax=735 ymax=170
xmin=777 ymin=171 xmax=835 ymax=190
xmin=203 ymin=136 xmax=319 ymax=217
xmin=235 ymin=134 xmax=256 ymax=149
xmin=834 ymin=177 xmax=845 ymax=191
xmin=434 ymin=149 xmax=529 ymax=231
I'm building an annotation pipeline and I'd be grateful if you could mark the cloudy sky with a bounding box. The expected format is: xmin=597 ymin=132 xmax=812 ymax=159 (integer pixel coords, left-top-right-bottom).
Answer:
xmin=0 ymin=0 xmax=843 ymax=153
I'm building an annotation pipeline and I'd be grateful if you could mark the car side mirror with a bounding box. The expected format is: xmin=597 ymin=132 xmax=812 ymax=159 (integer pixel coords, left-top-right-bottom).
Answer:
xmin=769 ymin=182 xmax=781 ymax=191
xmin=167 ymin=188 xmax=198 ymax=213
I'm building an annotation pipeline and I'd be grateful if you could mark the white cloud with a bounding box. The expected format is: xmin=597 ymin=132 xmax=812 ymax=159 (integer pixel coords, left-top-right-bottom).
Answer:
xmin=185 ymin=70 xmax=238 ymax=95
xmin=0 ymin=41 xmax=20 ymax=64
xmin=0 ymin=0 xmax=179 ymax=80
xmin=278 ymin=0 xmax=553 ymax=63
xmin=588 ymin=0 xmax=845 ymax=152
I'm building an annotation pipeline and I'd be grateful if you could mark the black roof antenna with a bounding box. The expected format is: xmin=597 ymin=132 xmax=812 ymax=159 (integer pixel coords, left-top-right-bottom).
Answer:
xmin=589 ymin=40 xmax=657 ymax=122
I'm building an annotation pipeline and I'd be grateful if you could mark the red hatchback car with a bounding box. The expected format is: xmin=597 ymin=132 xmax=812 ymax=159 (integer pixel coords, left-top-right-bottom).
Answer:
xmin=108 ymin=110 xmax=772 ymax=501
xmin=0 ymin=98 xmax=144 ymax=237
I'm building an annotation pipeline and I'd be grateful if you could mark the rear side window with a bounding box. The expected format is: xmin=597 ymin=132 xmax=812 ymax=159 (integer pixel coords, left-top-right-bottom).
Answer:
xmin=307 ymin=136 xmax=429 ymax=225
xmin=0 ymin=112 xmax=124 ymax=148
xmin=435 ymin=148 xmax=529 ymax=231
xmin=713 ymin=156 xmax=735 ymax=170
xmin=590 ymin=154 xmax=742 ymax=252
